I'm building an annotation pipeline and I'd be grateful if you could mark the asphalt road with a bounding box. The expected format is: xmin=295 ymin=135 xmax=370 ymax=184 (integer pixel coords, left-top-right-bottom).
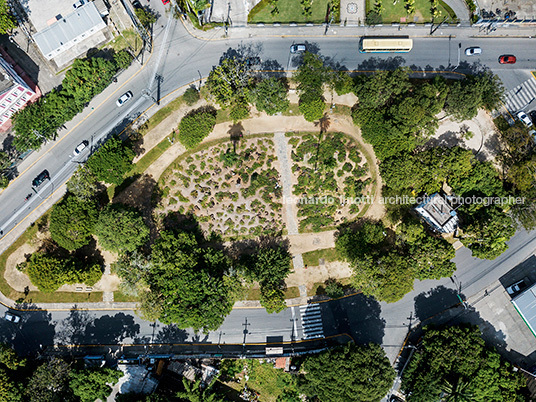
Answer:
xmin=0 ymin=16 xmax=536 ymax=360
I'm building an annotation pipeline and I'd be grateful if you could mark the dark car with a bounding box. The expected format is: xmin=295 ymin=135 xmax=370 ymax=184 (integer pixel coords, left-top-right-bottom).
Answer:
xmin=32 ymin=170 xmax=50 ymax=187
xmin=498 ymin=55 xmax=516 ymax=64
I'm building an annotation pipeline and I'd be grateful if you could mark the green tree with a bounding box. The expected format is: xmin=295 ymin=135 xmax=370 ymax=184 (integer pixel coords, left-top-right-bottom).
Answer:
xmin=460 ymin=206 xmax=516 ymax=260
xmin=49 ymin=195 xmax=98 ymax=250
xmin=95 ymin=204 xmax=149 ymax=253
xmin=67 ymin=165 xmax=99 ymax=201
xmin=69 ymin=367 xmax=122 ymax=402
xmin=86 ymin=136 xmax=135 ymax=185
xmin=0 ymin=345 xmax=25 ymax=371
xmin=112 ymin=250 xmax=152 ymax=296
xmin=229 ymin=96 xmax=250 ymax=122
xmin=183 ymin=86 xmax=200 ymax=106
xmin=299 ymin=97 xmax=326 ymax=122
xmin=114 ymin=50 xmax=133 ymax=70
xmin=206 ymin=58 xmax=252 ymax=109
xmin=301 ymin=343 xmax=395 ymax=402
xmin=401 ymin=324 xmax=526 ymax=402
xmin=26 ymin=358 xmax=72 ymax=402
xmin=0 ymin=368 xmax=22 ymax=402
xmin=178 ymin=107 xmax=217 ymax=149
xmin=176 ymin=377 xmax=223 ymax=402
xmin=253 ymin=77 xmax=289 ymax=115
xmin=0 ymin=0 xmax=16 ymax=34
xmin=294 ymin=52 xmax=326 ymax=99
xmin=135 ymin=7 xmax=156 ymax=27
xmin=148 ymin=230 xmax=235 ymax=332
xmin=23 ymin=253 xmax=71 ymax=293
xmin=260 ymin=286 xmax=287 ymax=313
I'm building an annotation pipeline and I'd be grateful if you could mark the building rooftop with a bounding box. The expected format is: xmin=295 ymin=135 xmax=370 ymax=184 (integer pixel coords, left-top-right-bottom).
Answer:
xmin=32 ymin=2 xmax=105 ymax=59
xmin=512 ymin=283 xmax=536 ymax=338
xmin=24 ymin=0 xmax=88 ymax=32
xmin=415 ymin=193 xmax=459 ymax=233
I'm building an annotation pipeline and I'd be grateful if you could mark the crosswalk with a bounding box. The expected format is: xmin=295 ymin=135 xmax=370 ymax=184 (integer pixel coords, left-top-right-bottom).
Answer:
xmin=504 ymin=77 xmax=536 ymax=113
xmin=299 ymin=304 xmax=324 ymax=340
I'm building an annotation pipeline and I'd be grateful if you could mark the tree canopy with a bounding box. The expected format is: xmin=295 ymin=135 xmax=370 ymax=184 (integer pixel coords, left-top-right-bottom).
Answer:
xmin=49 ymin=194 xmax=98 ymax=250
xmin=69 ymin=367 xmax=122 ymax=402
xmin=147 ymin=230 xmax=237 ymax=332
xmin=294 ymin=52 xmax=327 ymax=122
xmin=177 ymin=107 xmax=217 ymax=149
xmin=86 ymin=136 xmax=135 ymax=185
xmin=0 ymin=0 xmax=16 ymax=34
xmin=95 ymin=204 xmax=149 ymax=253
xmin=300 ymin=343 xmax=395 ymax=402
xmin=253 ymin=77 xmax=289 ymax=116
xmin=401 ymin=324 xmax=527 ymax=402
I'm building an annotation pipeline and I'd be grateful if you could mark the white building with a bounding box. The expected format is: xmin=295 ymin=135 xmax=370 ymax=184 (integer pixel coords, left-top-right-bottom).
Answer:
xmin=415 ymin=193 xmax=459 ymax=233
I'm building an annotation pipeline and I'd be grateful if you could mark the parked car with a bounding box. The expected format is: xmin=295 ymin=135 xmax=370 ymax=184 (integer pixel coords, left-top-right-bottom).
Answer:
xmin=162 ymin=0 xmax=170 ymax=4
xmin=32 ymin=169 xmax=50 ymax=187
xmin=517 ymin=110 xmax=533 ymax=127
xmin=116 ymin=91 xmax=133 ymax=107
xmin=498 ymin=55 xmax=516 ymax=64
xmin=290 ymin=44 xmax=307 ymax=53
xmin=3 ymin=312 xmax=20 ymax=323
xmin=506 ymin=280 xmax=528 ymax=295
xmin=73 ymin=140 xmax=89 ymax=156
xmin=465 ymin=47 xmax=482 ymax=56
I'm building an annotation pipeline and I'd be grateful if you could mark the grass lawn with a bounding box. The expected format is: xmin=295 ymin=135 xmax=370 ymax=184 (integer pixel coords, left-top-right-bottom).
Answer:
xmin=302 ymin=247 xmax=341 ymax=267
xmin=108 ymin=29 xmax=144 ymax=55
xmin=249 ymin=0 xmax=338 ymax=24
xmin=309 ymin=276 xmax=354 ymax=297
xmin=245 ymin=286 xmax=300 ymax=300
xmin=367 ymin=0 xmax=458 ymax=23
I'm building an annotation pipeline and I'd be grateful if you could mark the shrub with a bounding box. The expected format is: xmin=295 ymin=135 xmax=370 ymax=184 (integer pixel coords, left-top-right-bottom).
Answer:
xmin=86 ymin=136 xmax=135 ymax=185
xmin=95 ymin=204 xmax=149 ymax=253
xmin=178 ymin=107 xmax=217 ymax=149
xmin=299 ymin=97 xmax=326 ymax=122
xmin=324 ymin=278 xmax=344 ymax=298
xmin=183 ymin=86 xmax=200 ymax=105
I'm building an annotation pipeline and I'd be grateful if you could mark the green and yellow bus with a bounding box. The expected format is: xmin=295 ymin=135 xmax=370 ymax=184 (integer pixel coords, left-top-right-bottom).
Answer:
xmin=359 ymin=36 xmax=413 ymax=53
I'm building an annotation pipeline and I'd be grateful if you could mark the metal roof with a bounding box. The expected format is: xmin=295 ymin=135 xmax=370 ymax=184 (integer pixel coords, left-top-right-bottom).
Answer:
xmin=512 ymin=283 xmax=536 ymax=338
xmin=33 ymin=2 xmax=105 ymax=58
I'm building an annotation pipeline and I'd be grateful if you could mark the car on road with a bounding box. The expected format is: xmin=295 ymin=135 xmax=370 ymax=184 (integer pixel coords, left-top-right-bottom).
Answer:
xmin=506 ymin=279 xmax=528 ymax=295
xmin=32 ymin=169 xmax=50 ymax=187
xmin=116 ymin=91 xmax=133 ymax=107
xmin=465 ymin=47 xmax=482 ymax=56
xmin=529 ymin=110 xmax=536 ymax=125
xmin=517 ymin=111 xmax=533 ymax=127
xmin=498 ymin=55 xmax=516 ymax=64
xmin=290 ymin=44 xmax=307 ymax=53
xmin=73 ymin=140 xmax=89 ymax=156
xmin=3 ymin=312 xmax=20 ymax=323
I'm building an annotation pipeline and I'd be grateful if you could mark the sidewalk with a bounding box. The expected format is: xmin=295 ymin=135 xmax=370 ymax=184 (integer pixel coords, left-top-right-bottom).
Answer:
xmin=182 ymin=15 xmax=536 ymax=40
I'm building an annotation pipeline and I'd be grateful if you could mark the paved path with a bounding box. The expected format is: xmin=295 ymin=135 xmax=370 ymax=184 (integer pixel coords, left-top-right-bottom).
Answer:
xmin=274 ymin=132 xmax=299 ymax=236
xmin=443 ymin=0 xmax=471 ymax=22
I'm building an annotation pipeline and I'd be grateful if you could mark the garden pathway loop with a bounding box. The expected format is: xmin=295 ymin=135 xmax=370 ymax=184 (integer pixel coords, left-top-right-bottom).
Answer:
xmin=274 ymin=132 xmax=299 ymax=236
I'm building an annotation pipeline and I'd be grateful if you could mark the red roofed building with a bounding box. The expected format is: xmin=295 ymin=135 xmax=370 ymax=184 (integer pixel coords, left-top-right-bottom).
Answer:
xmin=0 ymin=47 xmax=41 ymax=132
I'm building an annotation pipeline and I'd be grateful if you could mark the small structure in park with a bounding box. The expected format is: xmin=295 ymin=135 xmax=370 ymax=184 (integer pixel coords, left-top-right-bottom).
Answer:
xmin=415 ymin=193 xmax=459 ymax=234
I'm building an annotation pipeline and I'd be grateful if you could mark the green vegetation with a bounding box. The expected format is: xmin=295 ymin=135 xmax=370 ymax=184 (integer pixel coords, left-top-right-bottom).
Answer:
xmin=12 ymin=53 xmax=132 ymax=152
xmin=336 ymin=219 xmax=456 ymax=302
xmin=402 ymin=324 xmax=527 ymax=401
xmin=69 ymin=368 xmax=123 ymax=402
xmin=365 ymin=0 xmax=458 ymax=24
xmin=95 ymin=204 xmax=149 ymax=253
xmin=21 ymin=252 xmax=102 ymax=292
xmin=253 ymin=77 xmax=290 ymax=115
xmin=301 ymin=343 xmax=395 ymax=402
xmin=0 ymin=0 xmax=16 ymax=34
xmin=178 ymin=107 xmax=217 ymax=148
xmin=183 ymin=85 xmax=200 ymax=106
xmin=135 ymin=7 xmax=156 ymax=27
xmin=302 ymin=247 xmax=341 ymax=266
xmin=294 ymin=52 xmax=327 ymax=122
xmin=86 ymin=136 xmax=135 ymax=185
xmin=49 ymin=195 xmax=98 ymax=251
xmin=112 ymin=251 xmax=151 ymax=297
xmin=249 ymin=0 xmax=339 ymax=23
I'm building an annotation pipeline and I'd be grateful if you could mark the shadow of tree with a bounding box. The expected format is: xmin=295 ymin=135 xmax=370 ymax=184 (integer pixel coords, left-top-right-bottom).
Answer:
xmin=356 ymin=56 xmax=406 ymax=71
xmin=155 ymin=324 xmax=188 ymax=343
xmin=86 ymin=313 xmax=141 ymax=344
xmin=320 ymin=293 xmax=386 ymax=345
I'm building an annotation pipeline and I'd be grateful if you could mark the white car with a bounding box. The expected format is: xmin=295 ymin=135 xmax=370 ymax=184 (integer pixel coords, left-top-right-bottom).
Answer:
xmin=290 ymin=44 xmax=306 ymax=53
xmin=517 ymin=111 xmax=533 ymax=127
xmin=116 ymin=91 xmax=133 ymax=107
xmin=73 ymin=140 xmax=89 ymax=156
xmin=465 ymin=47 xmax=482 ymax=56
xmin=506 ymin=280 xmax=528 ymax=295
xmin=4 ymin=312 xmax=20 ymax=323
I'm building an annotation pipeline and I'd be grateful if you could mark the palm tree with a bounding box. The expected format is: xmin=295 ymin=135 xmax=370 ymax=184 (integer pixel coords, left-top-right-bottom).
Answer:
xmin=440 ymin=377 xmax=475 ymax=402
xmin=176 ymin=376 xmax=224 ymax=402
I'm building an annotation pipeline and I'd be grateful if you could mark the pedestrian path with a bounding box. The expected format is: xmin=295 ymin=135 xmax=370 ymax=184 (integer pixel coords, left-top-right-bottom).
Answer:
xmin=274 ymin=132 xmax=299 ymax=236
xmin=299 ymin=303 xmax=324 ymax=340
xmin=504 ymin=77 xmax=536 ymax=113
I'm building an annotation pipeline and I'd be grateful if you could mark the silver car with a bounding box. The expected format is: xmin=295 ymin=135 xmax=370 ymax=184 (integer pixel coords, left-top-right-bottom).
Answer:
xmin=465 ymin=47 xmax=482 ymax=56
xmin=116 ymin=91 xmax=133 ymax=107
